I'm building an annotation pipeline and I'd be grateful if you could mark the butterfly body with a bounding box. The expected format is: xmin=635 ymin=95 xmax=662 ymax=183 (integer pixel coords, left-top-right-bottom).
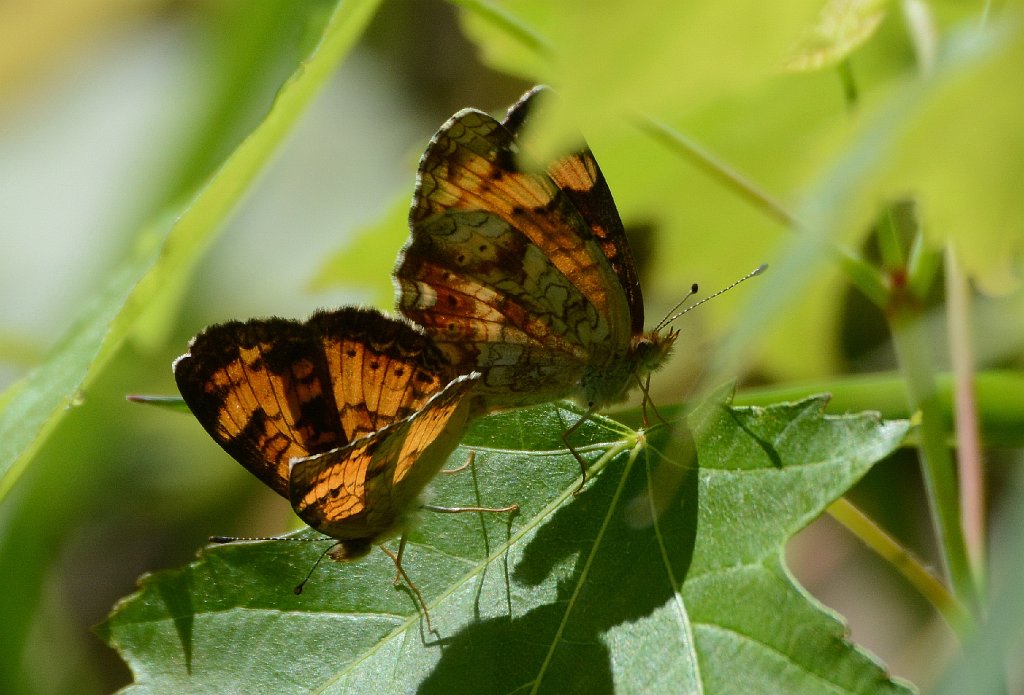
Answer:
xmin=174 ymin=307 xmax=478 ymax=559
xmin=395 ymin=86 xmax=677 ymax=412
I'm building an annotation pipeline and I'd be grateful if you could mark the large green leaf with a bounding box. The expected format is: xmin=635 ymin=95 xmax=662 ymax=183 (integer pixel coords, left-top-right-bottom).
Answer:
xmin=456 ymin=0 xmax=821 ymax=128
xmin=100 ymin=396 xmax=911 ymax=693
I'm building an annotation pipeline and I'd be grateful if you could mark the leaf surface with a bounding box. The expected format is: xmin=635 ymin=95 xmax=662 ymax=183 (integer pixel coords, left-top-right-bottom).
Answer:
xmin=101 ymin=395 xmax=911 ymax=694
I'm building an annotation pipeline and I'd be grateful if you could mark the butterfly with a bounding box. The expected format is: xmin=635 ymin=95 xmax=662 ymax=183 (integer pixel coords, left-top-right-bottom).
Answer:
xmin=173 ymin=307 xmax=480 ymax=563
xmin=394 ymin=86 xmax=678 ymax=421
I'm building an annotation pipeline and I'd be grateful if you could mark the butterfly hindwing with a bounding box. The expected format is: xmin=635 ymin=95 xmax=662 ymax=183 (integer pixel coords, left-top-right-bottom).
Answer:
xmin=304 ymin=309 xmax=455 ymax=440
xmin=288 ymin=371 xmax=480 ymax=553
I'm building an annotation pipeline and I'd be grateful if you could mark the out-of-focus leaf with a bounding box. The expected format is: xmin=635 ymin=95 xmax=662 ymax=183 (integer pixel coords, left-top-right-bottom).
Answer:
xmin=0 ymin=0 xmax=383 ymax=501
xmin=707 ymin=18 xmax=1024 ymax=391
xmin=101 ymin=397 xmax=911 ymax=693
xmin=456 ymin=0 xmax=821 ymax=146
xmin=882 ymin=22 xmax=1024 ymax=294
xmin=784 ymin=0 xmax=892 ymax=72
xmin=306 ymin=193 xmax=408 ymax=306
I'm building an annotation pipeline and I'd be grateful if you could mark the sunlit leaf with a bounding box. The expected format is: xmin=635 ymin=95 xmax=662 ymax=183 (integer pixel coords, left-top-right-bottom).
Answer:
xmin=456 ymin=0 xmax=821 ymax=142
xmin=101 ymin=397 xmax=910 ymax=693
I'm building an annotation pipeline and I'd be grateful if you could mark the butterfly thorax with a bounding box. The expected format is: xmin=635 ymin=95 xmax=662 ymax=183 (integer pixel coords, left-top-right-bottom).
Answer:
xmin=578 ymin=328 xmax=679 ymax=408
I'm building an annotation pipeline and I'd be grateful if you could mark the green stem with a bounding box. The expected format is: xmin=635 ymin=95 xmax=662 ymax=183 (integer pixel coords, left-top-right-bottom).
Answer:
xmin=635 ymin=116 xmax=889 ymax=308
xmin=634 ymin=116 xmax=796 ymax=229
xmin=944 ymin=247 xmax=986 ymax=593
xmin=876 ymin=205 xmax=906 ymax=270
xmin=889 ymin=308 xmax=978 ymax=618
xmin=837 ymin=59 xmax=859 ymax=110
xmin=828 ymin=498 xmax=969 ymax=631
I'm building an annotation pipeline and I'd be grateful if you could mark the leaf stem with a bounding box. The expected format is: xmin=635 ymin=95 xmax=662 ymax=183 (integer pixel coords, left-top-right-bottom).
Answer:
xmin=828 ymin=497 xmax=970 ymax=631
xmin=634 ymin=116 xmax=889 ymax=307
xmin=878 ymin=205 xmax=979 ymax=620
xmin=634 ymin=115 xmax=796 ymax=229
xmin=450 ymin=0 xmax=553 ymax=57
xmin=944 ymin=247 xmax=986 ymax=592
xmin=837 ymin=59 xmax=859 ymax=110
xmin=889 ymin=306 xmax=978 ymax=619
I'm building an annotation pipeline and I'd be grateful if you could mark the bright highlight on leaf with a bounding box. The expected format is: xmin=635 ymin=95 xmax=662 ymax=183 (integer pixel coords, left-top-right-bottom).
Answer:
xmin=784 ymin=0 xmax=890 ymax=72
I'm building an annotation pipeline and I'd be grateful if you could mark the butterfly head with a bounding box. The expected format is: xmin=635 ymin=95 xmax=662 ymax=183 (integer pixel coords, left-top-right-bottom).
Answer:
xmin=328 ymin=538 xmax=374 ymax=562
xmin=631 ymin=327 xmax=680 ymax=380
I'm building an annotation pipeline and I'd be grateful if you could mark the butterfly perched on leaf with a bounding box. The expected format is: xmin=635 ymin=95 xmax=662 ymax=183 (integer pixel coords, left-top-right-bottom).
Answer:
xmin=173 ymin=307 xmax=479 ymax=561
xmin=395 ymin=85 xmax=678 ymax=417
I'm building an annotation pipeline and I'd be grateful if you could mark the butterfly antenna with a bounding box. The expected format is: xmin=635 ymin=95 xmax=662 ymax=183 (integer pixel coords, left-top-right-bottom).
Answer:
xmin=207 ymin=535 xmax=336 ymax=595
xmin=209 ymin=535 xmax=317 ymax=544
xmin=659 ymin=264 xmax=767 ymax=329
xmin=652 ymin=283 xmax=699 ymax=333
xmin=294 ymin=542 xmax=341 ymax=595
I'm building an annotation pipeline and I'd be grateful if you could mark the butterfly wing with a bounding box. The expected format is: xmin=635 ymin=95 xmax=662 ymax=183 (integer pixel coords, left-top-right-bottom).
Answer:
xmin=304 ymin=308 xmax=457 ymax=440
xmin=288 ymin=371 xmax=480 ymax=558
xmin=174 ymin=307 xmax=461 ymax=499
xmin=395 ymin=87 xmax=641 ymax=406
xmin=174 ymin=318 xmax=343 ymax=497
xmin=503 ymin=86 xmax=644 ymax=335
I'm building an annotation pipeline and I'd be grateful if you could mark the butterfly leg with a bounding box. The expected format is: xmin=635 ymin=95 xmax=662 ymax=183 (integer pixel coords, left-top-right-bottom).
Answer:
xmin=380 ymin=536 xmax=435 ymax=634
xmin=636 ymin=374 xmax=669 ymax=427
xmin=562 ymin=408 xmax=595 ymax=495
xmin=441 ymin=449 xmax=475 ymax=474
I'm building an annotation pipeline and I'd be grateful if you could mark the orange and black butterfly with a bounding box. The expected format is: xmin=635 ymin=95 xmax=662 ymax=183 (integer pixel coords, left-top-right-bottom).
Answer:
xmin=173 ymin=307 xmax=479 ymax=562
xmin=394 ymin=86 xmax=678 ymax=417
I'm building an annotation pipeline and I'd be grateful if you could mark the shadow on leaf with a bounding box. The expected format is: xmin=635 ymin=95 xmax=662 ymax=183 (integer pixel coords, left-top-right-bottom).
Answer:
xmin=419 ymin=421 xmax=698 ymax=693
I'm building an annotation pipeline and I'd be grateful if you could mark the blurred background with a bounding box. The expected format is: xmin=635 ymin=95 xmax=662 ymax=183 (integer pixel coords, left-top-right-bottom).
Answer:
xmin=0 ymin=1 xmax=1021 ymax=692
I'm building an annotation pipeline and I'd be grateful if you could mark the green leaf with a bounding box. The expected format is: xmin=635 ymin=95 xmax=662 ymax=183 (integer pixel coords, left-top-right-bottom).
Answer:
xmin=456 ymin=0 xmax=822 ymax=137
xmin=100 ymin=396 xmax=911 ymax=693
xmin=306 ymin=193 xmax=409 ymax=306
xmin=784 ymin=0 xmax=891 ymax=72
xmin=0 ymin=0 xmax=383 ymax=502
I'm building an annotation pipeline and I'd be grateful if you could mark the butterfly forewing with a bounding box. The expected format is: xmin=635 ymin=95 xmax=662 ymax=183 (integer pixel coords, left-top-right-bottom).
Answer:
xmin=174 ymin=308 xmax=463 ymax=500
xmin=503 ymin=87 xmax=645 ymax=335
xmin=174 ymin=319 xmax=342 ymax=497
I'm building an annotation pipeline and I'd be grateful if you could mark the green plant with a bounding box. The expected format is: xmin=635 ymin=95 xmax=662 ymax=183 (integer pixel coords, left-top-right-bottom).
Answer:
xmin=1 ymin=0 xmax=1022 ymax=692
